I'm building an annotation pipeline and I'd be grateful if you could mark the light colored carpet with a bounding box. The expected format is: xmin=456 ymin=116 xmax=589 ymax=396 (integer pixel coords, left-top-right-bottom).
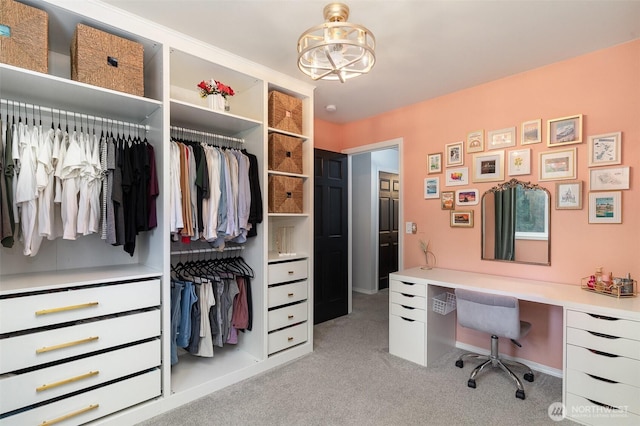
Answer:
xmin=138 ymin=290 xmax=565 ymax=425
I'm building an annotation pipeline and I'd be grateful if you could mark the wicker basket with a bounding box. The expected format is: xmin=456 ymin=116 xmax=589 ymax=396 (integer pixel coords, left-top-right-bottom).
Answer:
xmin=71 ymin=23 xmax=144 ymax=96
xmin=268 ymin=90 xmax=303 ymax=134
xmin=268 ymin=175 xmax=303 ymax=214
xmin=268 ymin=133 xmax=303 ymax=174
xmin=0 ymin=0 xmax=48 ymax=73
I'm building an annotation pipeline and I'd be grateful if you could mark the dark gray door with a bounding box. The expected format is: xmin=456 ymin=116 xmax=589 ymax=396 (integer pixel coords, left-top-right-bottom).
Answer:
xmin=378 ymin=172 xmax=399 ymax=290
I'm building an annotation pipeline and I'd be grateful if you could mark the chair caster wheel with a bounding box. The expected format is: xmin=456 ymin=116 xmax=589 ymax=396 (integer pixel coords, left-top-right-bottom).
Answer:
xmin=455 ymin=360 xmax=464 ymax=368
xmin=467 ymin=379 xmax=476 ymax=389
xmin=516 ymin=389 xmax=525 ymax=400
xmin=524 ymin=372 xmax=534 ymax=382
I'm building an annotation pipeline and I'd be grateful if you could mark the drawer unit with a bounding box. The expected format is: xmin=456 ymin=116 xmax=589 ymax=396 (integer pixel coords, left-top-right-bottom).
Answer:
xmin=268 ymin=322 xmax=308 ymax=354
xmin=390 ymin=279 xmax=426 ymax=297
xmin=0 ymin=309 xmax=160 ymax=374
xmin=0 ymin=339 xmax=160 ymax=414
xmin=0 ymin=279 xmax=160 ymax=334
xmin=389 ymin=314 xmax=425 ymax=366
xmin=0 ymin=369 xmax=161 ymax=426
xmin=390 ymin=303 xmax=424 ymax=322
xmin=268 ymin=301 xmax=308 ymax=331
xmin=390 ymin=290 xmax=427 ymax=310
xmin=268 ymin=259 xmax=308 ymax=284
xmin=565 ymin=309 xmax=640 ymax=424
xmin=268 ymin=281 xmax=308 ymax=308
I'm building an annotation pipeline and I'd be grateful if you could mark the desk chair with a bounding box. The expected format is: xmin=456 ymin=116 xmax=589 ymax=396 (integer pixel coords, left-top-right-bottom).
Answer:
xmin=454 ymin=288 xmax=534 ymax=399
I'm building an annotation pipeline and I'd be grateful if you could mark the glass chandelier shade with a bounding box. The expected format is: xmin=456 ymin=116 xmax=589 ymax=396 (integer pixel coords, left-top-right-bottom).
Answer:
xmin=297 ymin=3 xmax=376 ymax=83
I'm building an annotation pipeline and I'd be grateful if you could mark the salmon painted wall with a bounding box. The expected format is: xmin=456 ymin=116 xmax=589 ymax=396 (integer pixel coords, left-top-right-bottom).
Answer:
xmin=314 ymin=40 xmax=640 ymax=370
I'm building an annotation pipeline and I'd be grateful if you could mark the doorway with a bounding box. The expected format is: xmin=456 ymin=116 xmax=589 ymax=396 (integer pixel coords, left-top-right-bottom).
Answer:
xmin=378 ymin=171 xmax=399 ymax=290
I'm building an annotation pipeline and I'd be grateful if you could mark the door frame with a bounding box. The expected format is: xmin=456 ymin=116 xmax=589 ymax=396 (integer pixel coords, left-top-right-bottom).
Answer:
xmin=342 ymin=138 xmax=404 ymax=313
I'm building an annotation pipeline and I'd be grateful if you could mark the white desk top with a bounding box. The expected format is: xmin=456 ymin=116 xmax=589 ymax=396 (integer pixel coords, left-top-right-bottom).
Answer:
xmin=390 ymin=267 xmax=640 ymax=321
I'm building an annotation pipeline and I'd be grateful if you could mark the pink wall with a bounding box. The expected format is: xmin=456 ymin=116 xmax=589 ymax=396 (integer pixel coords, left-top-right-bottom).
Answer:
xmin=315 ymin=40 xmax=640 ymax=370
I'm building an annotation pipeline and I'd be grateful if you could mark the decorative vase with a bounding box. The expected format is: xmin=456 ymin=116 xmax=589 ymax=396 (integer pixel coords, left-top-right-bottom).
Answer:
xmin=420 ymin=250 xmax=437 ymax=270
xmin=207 ymin=94 xmax=226 ymax=111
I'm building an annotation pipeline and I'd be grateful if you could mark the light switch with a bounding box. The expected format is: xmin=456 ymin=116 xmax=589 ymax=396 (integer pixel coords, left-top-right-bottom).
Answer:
xmin=405 ymin=222 xmax=414 ymax=234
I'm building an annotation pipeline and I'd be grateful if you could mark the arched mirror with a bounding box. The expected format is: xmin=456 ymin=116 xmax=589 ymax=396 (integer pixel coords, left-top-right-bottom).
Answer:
xmin=482 ymin=179 xmax=551 ymax=265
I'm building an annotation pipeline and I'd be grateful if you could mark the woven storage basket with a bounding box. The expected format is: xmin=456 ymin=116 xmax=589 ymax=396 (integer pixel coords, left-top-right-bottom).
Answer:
xmin=71 ymin=24 xmax=144 ymax=96
xmin=268 ymin=133 xmax=303 ymax=174
xmin=268 ymin=91 xmax=303 ymax=134
xmin=268 ymin=175 xmax=303 ymax=214
xmin=0 ymin=0 xmax=48 ymax=73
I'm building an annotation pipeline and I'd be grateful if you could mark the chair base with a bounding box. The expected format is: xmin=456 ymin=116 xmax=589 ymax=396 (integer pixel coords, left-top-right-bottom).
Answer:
xmin=455 ymin=335 xmax=534 ymax=400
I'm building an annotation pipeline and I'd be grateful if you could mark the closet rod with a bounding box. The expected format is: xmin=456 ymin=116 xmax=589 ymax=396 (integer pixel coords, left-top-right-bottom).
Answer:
xmin=0 ymin=98 xmax=149 ymax=131
xmin=170 ymin=125 xmax=244 ymax=144
xmin=170 ymin=245 xmax=245 ymax=256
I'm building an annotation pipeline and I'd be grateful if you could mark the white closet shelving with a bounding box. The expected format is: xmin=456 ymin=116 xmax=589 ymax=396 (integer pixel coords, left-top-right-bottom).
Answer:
xmin=1 ymin=0 xmax=315 ymax=424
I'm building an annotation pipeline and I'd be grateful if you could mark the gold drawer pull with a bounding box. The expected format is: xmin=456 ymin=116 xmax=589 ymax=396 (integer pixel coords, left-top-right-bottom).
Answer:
xmin=36 ymin=371 xmax=99 ymax=392
xmin=36 ymin=336 xmax=99 ymax=354
xmin=287 ymin=293 xmax=294 ymax=297
xmin=288 ymin=271 xmax=294 ymax=275
xmin=36 ymin=302 xmax=99 ymax=316
xmin=288 ymin=315 xmax=294 ymax=319
xmin=287 ymin=337 xmax=294 ymax=341
xmin=40 ymin=403 xmax=99 ymax=425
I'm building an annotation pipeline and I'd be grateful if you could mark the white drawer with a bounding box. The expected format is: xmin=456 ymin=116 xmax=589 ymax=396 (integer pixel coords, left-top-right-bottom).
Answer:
xmin=0 ymin=309 xmax=160 ymax=374
xmin=389 ymin=279 xmax=426 ymax=297
xmin=390 ymin=303 xmax=424 ymax=322
xmin=390 ymin=291 xmax=426 ymax=310
xmin=0 ymin=279 xmax=160 ymax=334
xmin=566 ymin=392 xmax=640 ymax=426
xmin=268 ymin=259 xmax=308 ymax=284
xmin=567 ymin=369 xmax=640 ymax=415
xmin=0 ymin=369 xmax=160 ymax=426
xmin=268 ymin=281 xmax=308 ymax=308
xmin=268 ymin=301 xmax=308 ymax=332
xmin=567 ymin=310 xmax=639 ymax=341
xmin=567 ymin=327 xmax=640 ymax=360
xmin=389 ymin=313 xmax=425 ymax=366
xmin=0 ymin=339 xmax=160 ymax=415
xmin=268 ymin=322 xmax=308 ymax=355
xmin=566 ymin=344 xmax=640 ymax=387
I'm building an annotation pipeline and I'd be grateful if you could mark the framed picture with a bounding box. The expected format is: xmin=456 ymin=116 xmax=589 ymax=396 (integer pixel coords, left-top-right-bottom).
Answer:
xmin=455 ymin=189 xmax=479 ymax=206
xmin=472 ymin=151 xmax=504 ymax=182
xmin=427 ymin=152 xmax=442 ymax=174
xmin=487 ymin=126 xmax=516 ymax=150
xmin=539 ymin=148 xmax=576 ymax=181
xmin=521 ymin=119 xmax=542 ymax=145
xmin=547 ymin=114 xmax=582 ymax=147
xmin=424 ymin=177 xmax=440 ymax=199
xmin=588 ymin=132 xmax=621 ymax=167
xmin=450 ymin=210 xmax=474 ymax=228
xmin=445 ymin=167 xmax=469 ymax=186
xmin=466 ymin=130 xmax=484 ymax=153
xmin=507 ymin=148 xmax=531 ymax=176
xmin=589 ymin=166 xmax=630 ymax=191
xmin=589 ymin=191 xmax=622 ymax=224
xmin=555 ymin=181 xmax=583 ymax=210
xmin=441 ymin=191 xmax=455 ymax=210
xmin=445 ymin=141 xmax=464 ymax=167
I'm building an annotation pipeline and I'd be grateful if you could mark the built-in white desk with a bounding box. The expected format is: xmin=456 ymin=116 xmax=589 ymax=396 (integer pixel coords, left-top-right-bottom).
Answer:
xmin=389 ymin=267 xmax=640 ymax=426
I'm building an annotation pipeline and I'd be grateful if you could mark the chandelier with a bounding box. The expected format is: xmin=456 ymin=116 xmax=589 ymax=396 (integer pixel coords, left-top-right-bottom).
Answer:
xmin=297 ymin=3 xmax=376 ymax=83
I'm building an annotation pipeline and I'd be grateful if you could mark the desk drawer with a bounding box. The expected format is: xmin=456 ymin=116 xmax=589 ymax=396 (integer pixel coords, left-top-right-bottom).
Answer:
xmin=268 ymin=322 xmax=307 ymax=354
xmin=390 ymin=303 xmax=424 ymax=322
xmin=567 ymin=327 xmax=640 ymax=360
xmin=567 ymin=369 xmax=640 ymax=415
xmin=390 ymin=291 xmax=426 ymax=310
xmin=0 ymin=279 xmax=160 ymax=335
xmin=390 ymin=279 xmax=425 ymax=297
xmin=566 ymin=344 xmax=640 ymax=387
xmin=389 ymin=314 xmax=425 ymax=366
xmin=565 ymin=392 xmax=640 ymax=426
xmin=567 ymin=310 xmax=639 ymax=341
xmin=0 ymin=309 xmax=160 ymax=374
xmin=268 ymin=301 xmax=308 ymax=331
xmin=0 ymin=369 xmax=160 ymax=426
xmin=0 ymin=339 xmax=160 ymax=414
xmin=268 ymin=259 xmax=308 ymax=284
xmin=268 ymin=281 xmax=308 ymax=308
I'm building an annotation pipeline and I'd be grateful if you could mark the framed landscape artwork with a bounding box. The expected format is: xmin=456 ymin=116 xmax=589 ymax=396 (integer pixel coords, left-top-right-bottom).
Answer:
xmin=547 ymin=114 xmax=582 ymax=147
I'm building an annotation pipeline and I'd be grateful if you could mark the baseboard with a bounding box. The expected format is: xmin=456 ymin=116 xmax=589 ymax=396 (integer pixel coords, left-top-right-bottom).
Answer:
xmin=455 ymin=341 xmax=563 ymax=378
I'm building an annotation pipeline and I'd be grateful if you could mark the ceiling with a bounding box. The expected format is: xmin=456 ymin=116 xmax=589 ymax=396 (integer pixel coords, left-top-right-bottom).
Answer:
xmin=101 ymin=0 xmax=640 ymax=124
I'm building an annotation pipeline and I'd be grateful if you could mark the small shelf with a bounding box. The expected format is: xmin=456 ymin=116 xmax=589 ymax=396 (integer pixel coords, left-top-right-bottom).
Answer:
xmin=170 ymin=99 xmax=261 ymax=136
xmin=267 ymin=170 xmax=309 ymax=179
xmin=268 ymin=127 xmax=308 ymax=140
xmin=267 ymin=252 xmax=309 ymax=263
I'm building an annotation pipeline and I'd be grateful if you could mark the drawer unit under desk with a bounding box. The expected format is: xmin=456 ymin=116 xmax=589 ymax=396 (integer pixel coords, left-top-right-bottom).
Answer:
xmin=389 ymin=279 xmax=426 ymax=297
xmin=0 ymin=339 xmax=160 ymax=415
xmin=566 ymin=368 xmax=640 ymax=416
xmin=566 ymin=310 xmax=639 ymax=341
xmin=0 ymin=369 xmax=161 ymax=426
xmin=0 ymin=309 xmax=160 ymax=374
xmin=0 ymin=278 xmax=160 ymax=334
xmin=565 ymin=393 xmax=640 ymax=426
xmin=566 ymin=344 xmax=640 ymax=388
xmin=390 ymin=291 xmax=426 ymax=310
xmin=268 ymin=259 xmax=308 ymax=284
